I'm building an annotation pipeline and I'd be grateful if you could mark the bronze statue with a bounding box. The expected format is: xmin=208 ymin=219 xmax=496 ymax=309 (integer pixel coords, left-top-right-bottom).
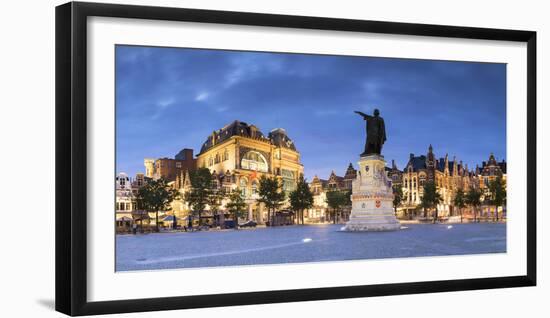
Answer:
xmin=354 ymin=109 xmax=386 ymax=156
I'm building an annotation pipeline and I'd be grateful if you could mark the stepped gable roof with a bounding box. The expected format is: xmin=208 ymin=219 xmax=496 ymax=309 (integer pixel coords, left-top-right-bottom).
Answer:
xmin=311 ymin=175 xmax=329 ymax=188
xmin=343 ymin=163 xmax=357 ymax=180
xmin=199 ymin=121 xmax=297 ymax=154
xmin=328 ymin=171 xmax=344 ymax=182
xmin=480 ymin=153 xmax=506 ymax=177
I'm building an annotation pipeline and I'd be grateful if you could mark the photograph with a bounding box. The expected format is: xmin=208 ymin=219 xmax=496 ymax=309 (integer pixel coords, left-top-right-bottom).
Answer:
xmin=114 ymin=45 xmax=507 ymax=272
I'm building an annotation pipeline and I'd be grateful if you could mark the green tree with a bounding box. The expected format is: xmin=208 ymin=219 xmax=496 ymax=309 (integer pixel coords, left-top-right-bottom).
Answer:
xmin=420 ymin=181 xmax=442 ymax=223
xmin=225 ymin=188 xmax=247 ymax=229
xmin=289 ymin=175 xmax=314 ymax=225
xmin=135 ymin=178 xmax=180 ymax=232
xmin=326 ymin=190 xmax=347 ymax=224
xmin=466 ymin=187 xmax=482 ymax=223
xmin=453 ymin=188 xmax=467 ymax=223
xmin=392 ymin=186 xmax=403 ymax=218
xmin=258 ymin=175 xmax=286 ymax=226
xmin=342 ymin=190 xmax=352 ymax=221
xmin=207 ymin=188 xmax=225 ymax=226
xmin=184 ymin=167 xmax=212 ymax=226
xmin=488 ymin=177 xmax=506 ymax=221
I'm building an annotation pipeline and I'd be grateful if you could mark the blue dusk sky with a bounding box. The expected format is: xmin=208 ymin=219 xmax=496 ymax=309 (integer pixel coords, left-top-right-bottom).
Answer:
xmin=116 ymin=45 xmax=506 ymax=181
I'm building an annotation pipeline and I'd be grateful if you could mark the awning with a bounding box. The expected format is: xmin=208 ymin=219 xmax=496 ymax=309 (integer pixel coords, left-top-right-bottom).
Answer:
xmin=162 ymin=215 xmax=181 ymax=222
xmin=116 ymin=216 xmax=133 ymax=222
xmin=132 ymin=210 xmax=150 ymax=220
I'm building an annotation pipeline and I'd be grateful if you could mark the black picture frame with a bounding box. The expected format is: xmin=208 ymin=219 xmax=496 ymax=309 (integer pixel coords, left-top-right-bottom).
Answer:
xmin=55 ymin=1 xmax=537 ymax=316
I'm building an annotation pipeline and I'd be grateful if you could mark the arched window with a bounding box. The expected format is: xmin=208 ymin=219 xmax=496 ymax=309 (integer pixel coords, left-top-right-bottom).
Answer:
xmin=241 ymin=151 xmax=268 ymax=172
xmin=251 ymin=180 xmax=258 ymax=194
xmin=240 ymin=178 xmax=248 ymax=197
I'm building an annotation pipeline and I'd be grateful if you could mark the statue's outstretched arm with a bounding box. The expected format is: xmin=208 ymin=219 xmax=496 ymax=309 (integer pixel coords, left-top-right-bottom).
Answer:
xmin=354 ymin=110 xmax=371 ymax=119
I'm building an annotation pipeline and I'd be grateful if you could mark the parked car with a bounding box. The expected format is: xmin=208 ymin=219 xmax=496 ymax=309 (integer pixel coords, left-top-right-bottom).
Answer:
xmin=223 ymin=220 xmax=236 ymax=229
xmin=239 ymin=220 xmax=257 ymax=228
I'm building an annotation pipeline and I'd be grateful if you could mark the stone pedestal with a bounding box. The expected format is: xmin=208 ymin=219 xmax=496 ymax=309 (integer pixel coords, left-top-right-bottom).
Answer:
xmin=343 ymin=154 xmax=400 ymax=231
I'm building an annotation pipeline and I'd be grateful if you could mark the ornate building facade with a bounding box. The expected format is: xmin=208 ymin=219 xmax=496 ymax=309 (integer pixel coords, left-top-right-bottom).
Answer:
xmin=115 ymin=172 xmax=151 ymax=232
xmin=388 ymin=145 xmax=506 ymax=220
xmin=306 ymin=164 xmax=356 ymax=223
xmin=477 ymin=153 xmax=507 ymax=217
xmin=393 ymin=145 xmax=476 ymax=218
xmin=143 ymin=148 xmax=197 ymax=181
xmin=172 ymin=120 xmax=304 ymax=224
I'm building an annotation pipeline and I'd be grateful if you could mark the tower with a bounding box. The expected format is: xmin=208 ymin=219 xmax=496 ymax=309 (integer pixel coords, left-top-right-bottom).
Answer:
xmin=144 ymin=158 xmax=155 ymax=178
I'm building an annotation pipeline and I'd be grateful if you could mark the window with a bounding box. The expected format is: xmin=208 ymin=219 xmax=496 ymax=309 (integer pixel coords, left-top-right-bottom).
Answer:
xmin=241 ymin=151 xmax=268 ymax=172
xmin=282 ymin=169 xmax=296 ymax=192
xmin=240 ymin=178 xmax=248 ymax=197
xmin=223 ymin=149 xmax=229 ymax=161
xmin=208 ymin=156 xmax=213 ymax=166
xmin=215 ymin=153 xmax=220 ymax=164
xmin=176 ymin=162 xmax=182 ymax=169
xmin=251 ymin=180 xmax=258 ymax=194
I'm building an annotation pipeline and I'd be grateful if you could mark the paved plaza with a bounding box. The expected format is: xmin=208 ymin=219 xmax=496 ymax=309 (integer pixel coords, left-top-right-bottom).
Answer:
xmin=116 ymin=223 xmax=506 ymax=271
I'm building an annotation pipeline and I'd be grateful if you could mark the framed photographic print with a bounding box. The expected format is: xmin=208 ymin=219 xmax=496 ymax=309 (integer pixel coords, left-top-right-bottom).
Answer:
xmin=55 ymin=1 xmax=536 ymax=316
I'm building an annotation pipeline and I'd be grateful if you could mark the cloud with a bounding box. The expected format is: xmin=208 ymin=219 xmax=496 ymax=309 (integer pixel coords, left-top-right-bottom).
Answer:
xmin=223 ymin=54 xmax=287 ymax=88
xmin=150 ymin=98 xmax=176 ymax=120
xmin=363 ymin=81 xmax=382 ymax=99
xmin=157 ymin=98 xmax=175 ymax=109
xmin=195 ymin=91 xmax=210 ymax=102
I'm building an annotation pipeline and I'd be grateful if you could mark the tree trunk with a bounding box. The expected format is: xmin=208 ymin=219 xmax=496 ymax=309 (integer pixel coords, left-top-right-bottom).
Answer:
xmin=433 ymin=208 xmax=438 ymax=224
xmin=301 ymin=209 xmax=304 ymax=225
xmin=460 ymin=207 xmax=463 ymax=223
xmin=155 ymin=211 xmax=159 ymax=232
xmin=495 ymin=206 xmax=499 ymax=222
